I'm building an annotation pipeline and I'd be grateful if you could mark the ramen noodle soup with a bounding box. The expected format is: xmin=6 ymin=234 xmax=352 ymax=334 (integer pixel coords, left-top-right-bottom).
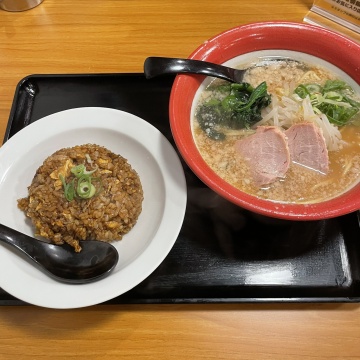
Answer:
xmin=193 ymin=57 xmax=360 ymax=204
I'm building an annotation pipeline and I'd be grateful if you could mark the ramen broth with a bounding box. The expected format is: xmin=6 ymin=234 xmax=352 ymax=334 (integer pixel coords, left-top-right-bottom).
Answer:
xmin=193 ymin=59 xmax=360 ymax=204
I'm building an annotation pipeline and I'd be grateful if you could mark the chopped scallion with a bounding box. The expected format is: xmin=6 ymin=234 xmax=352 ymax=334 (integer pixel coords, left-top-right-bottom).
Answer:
xmin=59 ymin=156 xmax=101 ymax=201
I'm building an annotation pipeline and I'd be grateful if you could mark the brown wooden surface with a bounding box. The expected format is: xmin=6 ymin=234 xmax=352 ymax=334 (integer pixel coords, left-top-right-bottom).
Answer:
xmin=1 ymin=1 xmax=360 ymax=359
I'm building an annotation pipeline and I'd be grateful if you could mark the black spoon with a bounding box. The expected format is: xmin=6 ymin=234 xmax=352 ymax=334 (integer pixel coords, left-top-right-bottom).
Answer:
xmin=144 ymin=56 xmax=298 ymax=83
xmin=144 ymin=56 xmax=248 ymax=83
xmin=0 ymin=224 xmax=119 ymax=284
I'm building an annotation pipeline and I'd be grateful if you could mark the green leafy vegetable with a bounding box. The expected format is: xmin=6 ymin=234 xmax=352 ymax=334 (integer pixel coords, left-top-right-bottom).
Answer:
xmin=196 ymin=81 xmax=271 ymax=140
xmin=294 ymin=80 xmax=360 ymax=126
xmin=59 ymin=158 xmax=102 ymax=201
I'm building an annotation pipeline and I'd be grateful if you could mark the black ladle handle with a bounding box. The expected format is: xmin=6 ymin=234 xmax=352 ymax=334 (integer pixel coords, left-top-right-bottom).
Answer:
xmin=0 ymin=223 xmax=41 ymax=261
xmin=144 ymin=56 xmax=245 ymax=83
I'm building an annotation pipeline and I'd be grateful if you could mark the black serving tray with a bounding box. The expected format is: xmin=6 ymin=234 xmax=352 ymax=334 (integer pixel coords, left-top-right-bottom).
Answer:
xmin=2 ymin=73 xmax=360 ymax=305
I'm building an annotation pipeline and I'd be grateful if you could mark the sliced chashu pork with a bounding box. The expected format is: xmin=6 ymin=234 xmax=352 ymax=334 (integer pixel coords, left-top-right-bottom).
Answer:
xmin=285 ymin=123 xmax=329 ymax=174
xmin=235 ymin=126 xmax=290 ymax=186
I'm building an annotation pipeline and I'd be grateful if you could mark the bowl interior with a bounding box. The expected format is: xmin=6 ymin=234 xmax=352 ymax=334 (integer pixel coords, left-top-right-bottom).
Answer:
xmin=169 ymin=21 xmax=360 ymax=220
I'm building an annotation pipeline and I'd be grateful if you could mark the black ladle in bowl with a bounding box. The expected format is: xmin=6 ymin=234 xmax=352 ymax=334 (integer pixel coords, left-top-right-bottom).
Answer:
xmin=144 ymin=56 xmax=297 ymax=83
xmin=0 ymin=224 xmax=119 ymax=284
xmin=144 ymin=56 xmax=247 ymax=83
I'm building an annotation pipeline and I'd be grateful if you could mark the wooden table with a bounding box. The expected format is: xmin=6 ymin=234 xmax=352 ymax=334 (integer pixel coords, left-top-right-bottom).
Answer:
xmin=1 ymin=1 xmax=360 ymax=359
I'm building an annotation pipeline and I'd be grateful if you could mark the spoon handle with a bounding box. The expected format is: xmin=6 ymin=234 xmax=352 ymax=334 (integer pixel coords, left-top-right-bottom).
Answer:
xmin=0 ymin=224 xmax=39 ymax=259
xmin=144 ymin=56 xmax=243 ymax=83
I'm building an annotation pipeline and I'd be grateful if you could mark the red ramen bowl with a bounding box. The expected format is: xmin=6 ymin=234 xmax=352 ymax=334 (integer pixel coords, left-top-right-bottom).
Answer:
xmin=169 ymin=21 xmax=360 ymax=220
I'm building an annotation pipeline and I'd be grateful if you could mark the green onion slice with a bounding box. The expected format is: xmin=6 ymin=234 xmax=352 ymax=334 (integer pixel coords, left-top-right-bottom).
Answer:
xmin=60 ymin=157 xmax=101 ymax=201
